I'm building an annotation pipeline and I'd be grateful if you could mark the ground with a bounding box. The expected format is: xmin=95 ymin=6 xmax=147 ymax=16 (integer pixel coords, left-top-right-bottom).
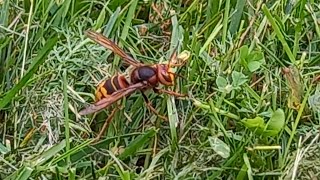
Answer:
xmin=0 ymin=0 xmax=320 ymax=179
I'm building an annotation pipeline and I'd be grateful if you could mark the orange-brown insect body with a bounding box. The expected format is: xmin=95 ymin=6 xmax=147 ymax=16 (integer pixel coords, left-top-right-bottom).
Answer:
xmin=130 ymin=64 xmax=174 ymax=87
xmin=95 ymin=75 xmax=130 ymax=101
xmin=79 ymin=30 xmax=188 ymax=116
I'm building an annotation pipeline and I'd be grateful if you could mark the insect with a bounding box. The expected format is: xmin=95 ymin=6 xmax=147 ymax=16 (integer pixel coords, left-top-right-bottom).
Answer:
xmin=79 ymin=30 xmax=190 ymax=140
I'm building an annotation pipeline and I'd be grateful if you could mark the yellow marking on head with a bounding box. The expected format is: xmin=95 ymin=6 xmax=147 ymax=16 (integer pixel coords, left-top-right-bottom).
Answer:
xmin=169 ymin=72 xmax=175 ymax=85
xmin=167 ymin=65 xmax=175 ymax=85
xmin=177 ymin=50 xmax=191 ymax=63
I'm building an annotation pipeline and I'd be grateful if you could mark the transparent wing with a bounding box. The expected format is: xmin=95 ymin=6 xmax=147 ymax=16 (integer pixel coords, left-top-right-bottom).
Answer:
xmin=85 ymin=30 xmax=143 ymax=67
xmin=79 ymin=83 xmax=147 ymax=115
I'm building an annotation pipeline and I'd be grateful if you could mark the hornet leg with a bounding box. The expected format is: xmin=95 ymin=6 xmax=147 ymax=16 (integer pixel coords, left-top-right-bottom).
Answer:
xmin=140 ymin=91 xmax=168 ymax=121
xmin=93 ymin=107 xmax=118 ymax=142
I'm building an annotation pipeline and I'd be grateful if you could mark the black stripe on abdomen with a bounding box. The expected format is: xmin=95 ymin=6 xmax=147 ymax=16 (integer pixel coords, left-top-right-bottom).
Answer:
xmin=103 ymin=78 xmax=116 ymax=94
xmin=113 ymin=75 xmax=122 ymax=90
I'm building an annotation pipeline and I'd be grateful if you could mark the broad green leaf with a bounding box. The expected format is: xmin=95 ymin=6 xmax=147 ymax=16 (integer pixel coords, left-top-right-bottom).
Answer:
xmin=262 ymin=130 xmax=279 ymax=137
xmin=241 ymin=117 xmax=265 ymax=128
xmin=242 ymin=117 xmax=266 ymax=135
xmin=216 ymin=76 xmax=228 ymax=89
xmin=232 ymin=71 xmax=247 ymax=88
xmin=266 ymin=108 xmax=285 ymax=135
xmin=242 ymin=109 xmax=285 ymax=137
xmin=61 ymin=0 xmax=71 ymax=20
xmin=247 ymin=52 xmax=264 ymax=72
xmin=251 ymin=51 xmax=264 ymax=62
xmin=240 ymin=45 xmax=249 ymax=59
xmin=239 ymin=45 xmax=265 ymax=72
xmin=248 ymin=61 xmax=262 ymax=72
xmin=208 ymin=136 xmax=230 ymax=158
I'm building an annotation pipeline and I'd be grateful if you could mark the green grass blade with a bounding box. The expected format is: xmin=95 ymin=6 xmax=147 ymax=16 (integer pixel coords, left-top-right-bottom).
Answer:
xmin=68 ymin=168 xmax=76 ymax=180
xmin=0 ymin=0 xmax=9 ymax=25
xmin=113 ymin=0 xmax=138 ymax=67
xmin=118 ymin=128 xmax=157 ymax=160
xmin=306 ymin=4 xmax=320 ymax=39
xmin=292 ymin=0 xmax=306 ymax=57
xmin=262 ymin=4 xmax=295 ymax=63
xmin=179 ymin=0 xmax=199 ymax=22
xmin=0 ymin=142 xmax=9 ymax=154
xmin=205 ymin=0 xmax=220 ymax=22
xmin=222 ymin=0 xmax=230 ymax=46
xmin=61 ymin=0 xmax=72 ymax=20
xmin=15 ymin=167 xmax=33 ymax=180
xmin=283 ymin=84 xmax=313 ymax=164
xmin=7 ymin=140 xmax=66 ymax=179
xmin=243 ymin=153 xmax=253 ymax=180
xmin=21 ymin=0 xmax=33 ymax=78
xmin=63 ymin=69 xmax=70 ymax=165
xmin=0 ymin=35 xmax=58 ymax=109
xmin=54 ymin=139 xmax=93 ymax=164
xmin=229 ymin=0 xmax=245 ymax=35
xmin=31 ymin=139 xmax=66 ymax=166
xmin=199 ymin=22 xmax=223 ymax=55
xmin=193 ymin=99 xmax=240 ymax=120
xmin=0 ymin=0 xmax=10 ymax=84
xmin=139 ymin=147 xmax=169 ymax=178
xmin=103 ymin=7 xmax=121 ymax=37
xmin=93 ymin=6 xmax=106 ymax=30
xmin=167 ymin=13 xmax=182 ymax=152
xmin=52 ymin=0 xmax=72 ymax=26
xmin=204 ymin=0 xmax=220 ymax=38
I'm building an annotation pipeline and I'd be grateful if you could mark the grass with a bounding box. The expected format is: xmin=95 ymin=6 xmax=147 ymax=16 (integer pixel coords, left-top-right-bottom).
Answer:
xmin=1 ymin=0 xmax=320 ymax=179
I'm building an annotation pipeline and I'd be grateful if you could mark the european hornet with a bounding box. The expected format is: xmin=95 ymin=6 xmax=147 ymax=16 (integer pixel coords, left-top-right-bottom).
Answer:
xmin=79 ymin=30 xmax=190 ymax=140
